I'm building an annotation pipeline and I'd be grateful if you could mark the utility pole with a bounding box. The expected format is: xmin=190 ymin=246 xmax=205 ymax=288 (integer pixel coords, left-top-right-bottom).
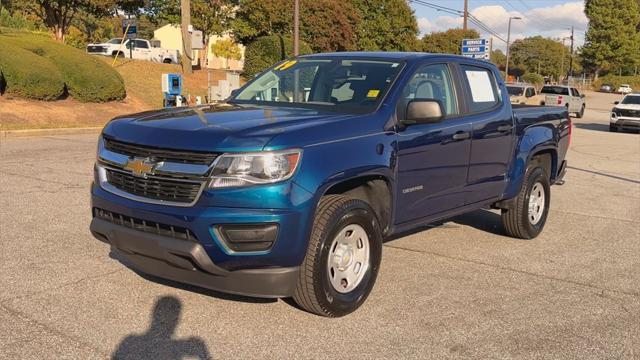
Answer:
xmin=568 ymin=26 xmax=574 ymax=79
xmin=504 ymin=16 xmax=521 ymax=82
xmin=463 ymin=0 xmax=468 ymax=31
xmin=180 ymin=0 xmax=192 ymax=74
xmin=293 ymin=0 xmax=300 ymax=56
xmin=560 ymin=38 xmax=566 ymax=83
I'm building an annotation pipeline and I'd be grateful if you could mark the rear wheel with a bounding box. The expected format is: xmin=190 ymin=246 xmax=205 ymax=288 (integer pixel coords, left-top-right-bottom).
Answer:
xmin=293 ymin=195 xmax=382 ymax=317
xmin=501 ymin=166 xmax=550 ymax=239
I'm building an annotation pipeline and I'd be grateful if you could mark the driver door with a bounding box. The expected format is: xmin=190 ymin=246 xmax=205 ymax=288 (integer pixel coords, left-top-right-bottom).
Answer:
xmin=395 ymin=63 xmax=472 ymax=224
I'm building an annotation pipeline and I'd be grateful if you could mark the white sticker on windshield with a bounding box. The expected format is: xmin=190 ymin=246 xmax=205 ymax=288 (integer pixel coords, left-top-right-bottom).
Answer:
xmin=465 ymin=70 xmax=495 ymax=103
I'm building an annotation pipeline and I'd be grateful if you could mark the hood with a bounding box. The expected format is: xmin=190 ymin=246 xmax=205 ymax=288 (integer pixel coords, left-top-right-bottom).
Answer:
xmin=102 ymin=103 xmax=358 ymax=152
xmin=615 ymin=103 xmax=640 ymax=111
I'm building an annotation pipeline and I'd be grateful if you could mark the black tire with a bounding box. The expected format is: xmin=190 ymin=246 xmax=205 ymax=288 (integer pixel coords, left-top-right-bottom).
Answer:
xmin=501 ymin=166 xmax=551 ymax=239
xmin=576 ymin=105 xmax=585 ymax=118
xmin=609 ymin=124 xmax=618 ymax=132
xmin=293 ymin=195 xmax=382 ymax=317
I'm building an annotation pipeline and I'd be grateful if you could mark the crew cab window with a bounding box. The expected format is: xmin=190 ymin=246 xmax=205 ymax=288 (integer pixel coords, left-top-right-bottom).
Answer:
xmin=135 ymin=40 xmax=149 ymax=49
xmin=526 ymin=88 xmax=535 ymax=97
xmin=541 ymin=86 xmax=569 ymax=95
xmin=461 ymin=65 xmax=501 ymax=113
xmin=398 ymin=63 xmax=457 ymax=120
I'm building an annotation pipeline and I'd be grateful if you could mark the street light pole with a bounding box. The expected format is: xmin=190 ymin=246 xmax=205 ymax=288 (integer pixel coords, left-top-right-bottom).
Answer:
xmin=293 ymin=0 xmax=299 ymax=56
xmin=504 ymin=16 xmax=521 ymax=82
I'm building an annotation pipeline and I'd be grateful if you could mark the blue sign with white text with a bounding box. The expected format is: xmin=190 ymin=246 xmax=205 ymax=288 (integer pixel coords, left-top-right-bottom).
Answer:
xmin=461 ymin=38 xmax=491 ymax=60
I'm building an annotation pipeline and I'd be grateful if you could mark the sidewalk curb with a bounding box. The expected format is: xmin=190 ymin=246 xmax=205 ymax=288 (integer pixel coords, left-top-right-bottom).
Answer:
xmin=1 ymin=127 xmax=102 ymax=139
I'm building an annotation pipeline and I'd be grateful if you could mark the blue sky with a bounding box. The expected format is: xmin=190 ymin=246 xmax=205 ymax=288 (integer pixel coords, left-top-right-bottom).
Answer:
xmin=409 ymin=1 xmax=588 ymax=51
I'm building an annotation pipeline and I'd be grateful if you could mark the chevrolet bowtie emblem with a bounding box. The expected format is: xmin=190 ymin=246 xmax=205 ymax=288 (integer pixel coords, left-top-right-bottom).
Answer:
xmin=124 ymin=158 xmax=156 ymax=177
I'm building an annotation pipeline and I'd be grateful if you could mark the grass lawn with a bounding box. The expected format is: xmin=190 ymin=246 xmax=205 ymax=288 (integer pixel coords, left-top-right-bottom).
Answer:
xmin=1 ymin=55 xmax=233 ymax=130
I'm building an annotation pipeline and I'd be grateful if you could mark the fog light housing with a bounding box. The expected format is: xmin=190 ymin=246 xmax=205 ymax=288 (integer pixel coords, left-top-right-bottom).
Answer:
xmin=213 ymin=224 xmax=278 ymax=254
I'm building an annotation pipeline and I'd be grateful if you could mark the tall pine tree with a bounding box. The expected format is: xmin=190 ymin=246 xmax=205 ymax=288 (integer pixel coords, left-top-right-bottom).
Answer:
xmin=581 ymin=0 xmax=640 ymax=77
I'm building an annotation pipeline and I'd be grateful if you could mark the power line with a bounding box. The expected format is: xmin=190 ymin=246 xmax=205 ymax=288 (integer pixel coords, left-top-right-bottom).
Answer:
xmin=411 ymin=0 xmax=506 ymax=43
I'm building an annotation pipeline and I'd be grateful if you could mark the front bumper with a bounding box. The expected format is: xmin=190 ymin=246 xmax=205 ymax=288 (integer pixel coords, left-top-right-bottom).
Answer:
xmin=610 ymin=115 xmax=640 ymax=130
xmin=90 ymin=218 xmax=299 ymax=297
xmin=90 ymin=178 xmax=316 ymax=297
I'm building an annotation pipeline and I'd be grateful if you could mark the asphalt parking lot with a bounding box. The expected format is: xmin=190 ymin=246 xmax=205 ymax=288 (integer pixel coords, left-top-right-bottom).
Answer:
xmin=1 ymin=90 xmax=638 ymax=359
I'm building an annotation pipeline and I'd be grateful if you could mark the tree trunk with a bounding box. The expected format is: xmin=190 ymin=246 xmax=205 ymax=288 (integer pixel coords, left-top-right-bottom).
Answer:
xmin=55 ymin=26 xmax=65 ymax=42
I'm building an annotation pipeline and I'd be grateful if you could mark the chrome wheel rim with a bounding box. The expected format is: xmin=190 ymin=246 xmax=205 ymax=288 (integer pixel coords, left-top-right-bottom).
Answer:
xmin=528 ymin=182 xmax=545 ymax=225
xmin=327 ymin=224 xmax=370 ymax=293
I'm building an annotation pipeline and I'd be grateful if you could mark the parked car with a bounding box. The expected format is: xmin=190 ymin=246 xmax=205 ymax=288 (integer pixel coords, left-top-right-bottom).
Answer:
xmin=507 ymin=83 xmax=544 ymax=105
xmin=90 ymin=53 xmax=570 ymax=317
xmin=610 ymin=93 xmax=640 ymax=132
xmin=86 ymin=38 xmax=179 ymax=64
xmin=599 ymin=84 xmax=614 ymax=93
xmin=540 ymin=85 xmax=586 ymax=118
xmin=617 ymin=84 xmax=633 ymax=94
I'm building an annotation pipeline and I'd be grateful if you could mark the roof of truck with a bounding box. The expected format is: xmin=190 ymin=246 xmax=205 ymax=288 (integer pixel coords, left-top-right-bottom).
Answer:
xmin=298 ymin=51 xmax=470 ymax=61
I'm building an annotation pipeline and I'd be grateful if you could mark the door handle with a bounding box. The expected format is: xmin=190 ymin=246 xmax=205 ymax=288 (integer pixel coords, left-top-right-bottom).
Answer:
xmin=452 ymin=131 xmax=470 ymax=141
xmin=497 ymin=124 xmax=513 ymax=132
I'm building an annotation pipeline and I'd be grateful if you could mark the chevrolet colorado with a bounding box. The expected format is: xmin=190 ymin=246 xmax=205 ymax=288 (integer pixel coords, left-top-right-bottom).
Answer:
xmin=90 ymin=52 xmax=570 ymax=317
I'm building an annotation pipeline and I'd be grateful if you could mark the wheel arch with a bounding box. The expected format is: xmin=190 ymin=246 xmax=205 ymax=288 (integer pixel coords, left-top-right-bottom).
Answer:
xmin=321 ymin=175 xmax=393 ymax=235
xmin=528 ymin=148 xmax=557 ymax=181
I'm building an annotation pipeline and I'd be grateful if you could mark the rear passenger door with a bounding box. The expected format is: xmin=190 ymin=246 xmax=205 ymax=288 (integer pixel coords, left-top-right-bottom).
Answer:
xmin=394 ymin=62 xmax=472 ymax=223
xmin=458 ymin=63 xmax=515 ymax=204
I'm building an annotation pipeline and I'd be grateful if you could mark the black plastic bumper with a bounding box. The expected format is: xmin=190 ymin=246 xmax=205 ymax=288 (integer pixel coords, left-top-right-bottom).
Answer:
xmin=90 ymin=218 xmax=299 ymax=298
xmin=555 ymin=160 xmax=567 ymax=184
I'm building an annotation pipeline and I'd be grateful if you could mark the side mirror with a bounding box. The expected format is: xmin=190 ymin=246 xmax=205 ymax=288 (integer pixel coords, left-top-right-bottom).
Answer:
xmin=405 ymin=99 xmax=444 ymax=125
xmin=614 ymin=101 xmax=620 ymax=105
xmin=581 ymin=94 xmax=585 ymax=98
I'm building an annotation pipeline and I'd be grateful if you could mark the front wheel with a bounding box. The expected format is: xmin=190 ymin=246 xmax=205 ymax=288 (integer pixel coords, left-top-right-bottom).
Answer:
xmin=576 ymin=105 xmax=585 ymax=118
xmin=501 ymin=166 xmax=551 ymax=239
xmin=609 ymin=124 xmax=618 ymax=132
xmin=293 ymin=195 xmax=382 ymax=317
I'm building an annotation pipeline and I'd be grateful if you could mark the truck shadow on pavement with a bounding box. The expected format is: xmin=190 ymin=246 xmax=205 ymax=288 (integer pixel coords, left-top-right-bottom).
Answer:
xmin=384 ymin=209 xmax=506 ymax=244
xmin=108 ymin=250 xmax=276 ymax=304
xmin=111 ymin=296 xmax=211 ymax=360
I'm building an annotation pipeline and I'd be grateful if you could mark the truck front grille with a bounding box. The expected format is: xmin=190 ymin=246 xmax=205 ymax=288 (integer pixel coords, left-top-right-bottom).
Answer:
xmin=87 ymin=45 xmax=106 ymax=53
xmin=619 ymin=109 xmax=640 ymax=118
xmin=94 ymin=208 xmax=197 ymax=241
xmin=104 ymin=137 xmax=218 ymax=165
xmin=106 ymin=169 xmax=202 ymax=203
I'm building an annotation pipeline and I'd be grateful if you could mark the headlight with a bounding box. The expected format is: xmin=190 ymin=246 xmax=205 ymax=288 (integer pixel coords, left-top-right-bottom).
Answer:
xmin=209 ymin=149 xmax=302 ymax=188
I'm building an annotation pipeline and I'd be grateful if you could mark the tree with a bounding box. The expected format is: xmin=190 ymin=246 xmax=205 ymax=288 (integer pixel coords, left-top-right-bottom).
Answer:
xmin=351 ymin=0 xmax=418 ymax=51
xmin=211 ymin=38 xmax=241 ymax=68
xmin=581 ymin=0 xmax=640 ymax=78
xmin=28 ymin=0 xmax=115 ymax=42
xmin=509 ymin=36 xmax=578 ymax=80
xmin=490 ymin=49 xmax=506 ymax=69
xmin=419 ymin=28 xmax=480 ymax=55
xmin=232 ymin=0 xmax=359 ymax=53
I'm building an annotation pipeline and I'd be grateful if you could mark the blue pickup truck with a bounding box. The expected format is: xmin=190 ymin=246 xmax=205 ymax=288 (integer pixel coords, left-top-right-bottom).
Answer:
xmin=91 ymin=52 xmax=570 ymax=317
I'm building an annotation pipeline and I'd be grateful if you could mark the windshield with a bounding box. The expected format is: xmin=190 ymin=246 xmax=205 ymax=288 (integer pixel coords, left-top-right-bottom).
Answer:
xmin=507 ymin=86 xmax=524 ymax=96
xmin=230 ymin=57 xmax=403 ymax=113
xmin=107 ymin=39 xmax=121 ymax=44
xmin=540 ymin=86 xmax=569 ymax=95
xmin=621 ymin=95 xmax=640 ymax=105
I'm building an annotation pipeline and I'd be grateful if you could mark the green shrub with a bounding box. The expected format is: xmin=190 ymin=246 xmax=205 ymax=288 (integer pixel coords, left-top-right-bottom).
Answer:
xmin=521 ymin=73 xmax=544 ymax=86
xmin=594 ymin=75 xmax=640 ymax=92
xmin=1 ymin=31 xmax=126 ymax=102
xmin=0 ymin=40 xmax=65 ymax=100
xmin=243 ymin=35 xmax=312 ymax=77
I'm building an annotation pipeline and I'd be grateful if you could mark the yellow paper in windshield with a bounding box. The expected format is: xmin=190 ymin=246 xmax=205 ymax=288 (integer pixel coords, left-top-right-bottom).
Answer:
xmin=367 ymin=89 xmax=380 ymax=98
xmin=276 ymin=60 xmax=297 ymax=71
